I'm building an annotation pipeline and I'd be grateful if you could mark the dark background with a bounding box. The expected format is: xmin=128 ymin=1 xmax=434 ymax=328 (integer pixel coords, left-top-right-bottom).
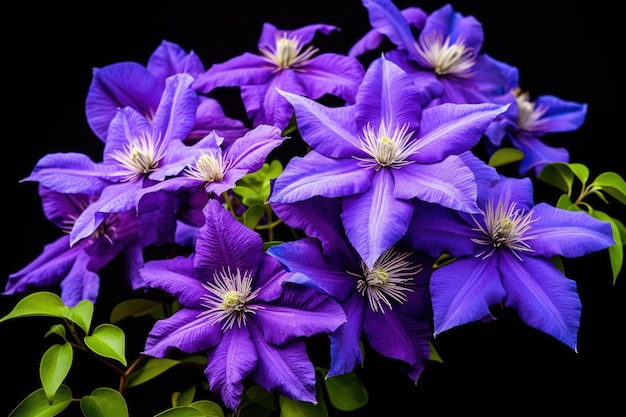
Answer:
xmin=3 ymin=1 xmax=623 ymax=416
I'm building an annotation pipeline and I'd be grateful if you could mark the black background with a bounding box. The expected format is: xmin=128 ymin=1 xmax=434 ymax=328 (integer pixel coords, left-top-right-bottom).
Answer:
xmin=3 ymin=1 xmax=623 ymax=416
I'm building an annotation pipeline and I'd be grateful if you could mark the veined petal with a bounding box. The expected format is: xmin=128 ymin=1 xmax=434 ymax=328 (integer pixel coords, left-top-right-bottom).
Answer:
xmin=226 ymin=124 xmax=285 ymax=171
xmin=499 ymin=254 xmax=580 ymax=351
xmin=269 ymin=152 xmax=373 ymax=203
xmin=147 ymin=40 xmax=205 ymax=82
xmin=534 ymin=95 xmax=587 ymax=133
xmin=192 ymin=53 xmax=273 ymax=93
xmin=143 ymin=308 xmax=223 ymax=357
xmin=355 ymin=57 xmax=422 ymax=130
xmin=152 ymin=73 xmax=198 ymax=142
xmin=430 ymin=256 xmax=506 ymax=336
xmin=248 ymin=322 xmax=317 ymax=405
xmin=23 ymin=153 xmax=112 ymax=195
xmin=59 ymin=254 xmax=100 ymax=307
xmin=194 ymin=199 xmax=264 ymax=276
xmin=342 ymin=169 xmax=413 ymax=267
xmin=362 ymin=0 xmax=420 ymax=57
xmin=414 ymin=102 xmax=508 ymax=163
xmin=139 ymin=255 xmax=206 ymax=308
xmin=254 ymin=286 xmax=345 ymax=345
xmin=510 ymin=134 xmax=569 ymax=176
xmin=392 ymin=156 xmax=479 ymax=213
xmin=327 ymin=293 xmax=366 ymax=377
xmin=525 ymin=203 xmax=615 ymax=258
xmin=205 ymin=327 xmax=256 ymax=412
xmin=297 ymin=53 xmax=365 ymax=103
xmin=86 ymin=62 xmax=161 ymax=142
xmin=363 ymin=307 xmax=417 ymax=366
xmin=278 ymin=89 xmax=362 ymax=157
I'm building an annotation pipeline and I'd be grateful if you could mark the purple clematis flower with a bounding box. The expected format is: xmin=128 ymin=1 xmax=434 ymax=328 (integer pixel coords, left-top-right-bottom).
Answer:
xmin=405 ymin=174 xmax=615 ymax=351
xmin=484 ymin=86 xmax=588 ymax=176
xmin=269 ymin=55 xmax=508 ymax=267
xmin=134 ymin=124 xmax=286 ymax=226
xmin=86 ymin=40 xmax=248 ymax=147
xmin=192 ymin=22 xmax=365 ymax=130
xmin=5 ymin=185 xmax=176 ymax=306
xmin=267 ymin=196 xmax=433 ymax=382
xmin=141 ymin=198 xmax=346 ymax=412
xmin=353 ymin=0 xmax=518 ymax=106
xmin=23 ymin=73 xmax=199 ymax=245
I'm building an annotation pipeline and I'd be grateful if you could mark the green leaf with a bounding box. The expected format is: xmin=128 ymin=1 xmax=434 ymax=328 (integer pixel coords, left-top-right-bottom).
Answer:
xmin=323 ymin=372 xmax=368 ymax=411
xmin=172 ymin=385 xmax=196 ymax=407
xmin=487 ymin=147 xmax=523 ymax=167
xmin=538 ymin=162 xmax=574 ymax=194
xmin=555 ymin=194 xmax=579 ymax=211
xmin=79 ymin=387 xmax=128 ymax=417
xmin=154 ymin=407 xmax=205 ymax=417
xmin=84 ymin=324 xmax=127 ymax=366
xmin=243 ymin=204 xmax=266 ymax=229
xmin=8 ymin=385 xmax=72 ymax=417
xmin=429 ymin=342 xmax=443 ymax=363
xmin=61 ymin=299 xmax=94 ymax=334
xmin=188 ymin=401 xmax=224 ymax=417
xmin=244 ymin=385 xmax=274 ymax=409
xmin=0 ymin=292 xmax=65 ymax=323
xmin=44 ymin=324 xmax=67 ymax=340
xmin=40 ymin=342 xmax=73 ymax=403
xmin=124 ymin=357 xmax=182 ymax=389
xmin=591 ymin=210 xmax=624 ymax=283
xmin=110 ymin=299 xmax=163 ymax=324
xmin=277 ymin=395 xmax=326 ymax=417
xmin=591 ymin=171 xmax=626 ymax=205
xmin=568 ymin=163 xmax=590 ymax=185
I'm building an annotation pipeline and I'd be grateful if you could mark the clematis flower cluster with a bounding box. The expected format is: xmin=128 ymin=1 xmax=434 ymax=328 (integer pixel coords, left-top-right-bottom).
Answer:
xmin=3 ymin=0 xmax=621 ymax=416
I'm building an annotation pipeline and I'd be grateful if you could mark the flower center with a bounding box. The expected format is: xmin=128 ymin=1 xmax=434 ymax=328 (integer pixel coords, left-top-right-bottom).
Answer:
xmin=109 ymin=129 xmax=166 ymax=182
xmin=184 ymin=152 xmax=229 ymax=186
xmin=415 ymin=31 xmax=476 ymax=78
xmin=259 ymin=32 xmax=318 ymax=71
xmin=354 ymin=121 xmax=418 ymax=170
xmin=471 ymin=197 xmax=537 ymax=260
xmin=350 ymin=246 xmax=422 ymax=313
xmin=512 ymin=87 xmax=549 ymax=132
xmin=198 ymin=267 xmax=262 ymax=330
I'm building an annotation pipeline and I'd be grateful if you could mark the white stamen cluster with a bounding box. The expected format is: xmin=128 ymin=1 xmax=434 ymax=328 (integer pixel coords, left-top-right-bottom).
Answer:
xmin=184 ymin=152 xmax=230 ymax=187
xmin=471 ymin=197 xmax=537 ymax=261
xmin=109 ymin=130 xmax=167 ymax=182
xmin=415 ymin=31 xmax=476 ymax=77
xmin=512 ymin=88 xmax=549 ymax=132
xmin=198 ymin=267 xmax=262 ymax=330
xmin=259 ymin=32 xmax=318 ymax=71
xmin=354 ymin=121 xmax=418 ymax=170
xmin=350 ymin=247 xmax=421 ymax=313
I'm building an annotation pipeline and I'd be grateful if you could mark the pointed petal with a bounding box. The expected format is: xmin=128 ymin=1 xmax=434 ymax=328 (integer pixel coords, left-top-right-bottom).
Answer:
xmin=430 ymin=256 xmax=506 ymax=335
xmin=139 ymin=255 xmax=206 ymax=308
xmin=59 ymin=254 xmax=101 ymax=307
xmin=511 ymin=134 xmax=570 ymax=176
xmin=226 ymin=124 xmax=285 ymax=172
xmin=194 ymin=199 xmax=263 ymax=275
xmin=270 ymin=152 xmax=372 ymax=203
xmin=144 ymin=308 xmax=223 ymax=357
xmin=152 ymin=73 xmax=198 ymax=142
xmin=363 ymin=308 xmax=417 ymax=366
xmin=500 ymin=254 xmax=580 ymax=350
xmin=393 ymin=156 xmax=479 ymax=213
xmin=205 ymin=327 xmax=256 ymax=412
xmin=192 ymin=53 xmax=272 ymax=93
xmin=342 ymin=169 xmax=413 ymax=267
xmin=147 ymin=40 xmax=205 ymax=82
xmin=327 ymin=293 xmax=366 ymax=377
xmin=362 ymin=0 xmax=420 ymax=55
xmin=526 ymin=203 xmax=615 ymax=258
xmin=415 ymin=102 xmax=508 ymax=163
xmin=297 ymin=53 xmax=364 ymax=103
xmin=248 ymin=323 xmax=317 ymax=405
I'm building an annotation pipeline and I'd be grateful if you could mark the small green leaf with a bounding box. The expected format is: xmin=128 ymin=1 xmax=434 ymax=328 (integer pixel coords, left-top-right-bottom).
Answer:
xmin=80 ymin=387 xmax=128 ymax=417
xmin=40 ymin=342 xmax=73 ymax=402
xmin=323 ymin=372 xmax=368 ymax=411
xmin=487 ymin=147 xmax=523 ymax=167
xmin=568 ymin=163 xmax=590 ymax=185
xmin=110 ymin=299 xmax=163 ymax=324
xmin=154 ymin=407 xmax=205 ymax=417
xmin=277 ymin=395 xmax=326 ymax=417
xmin=61 ymin=299 xmax=94 ymax=334
xmin=243 ymin=204 xmax=266 ymax=229
xmin=591 ymin=210 xmax=624 ymax=283
xmin=172 ymin=385 xmax=196 ymax=407
xmin=429 ymin=342 xmax=443 ymax=363
xmin=8 ymin=385 xmax=72 ymax=417
xmin=45 ymin=324 xmax=67 ymax=340
xmin=124 ymin=357 xmax=182 ymax=389
xmin=555 ymin=194 xmax=579 ymax=211
xmin=538 ymin=162 xmax=574 ymax=194
xmin=591 ymin=171 xmax=626 ymax=205
xmin=84 ymin=324 xmax=127 ymax=366
xmin=188 ymin=401 xmax=224 ymax=417
xmin=0 ymin=292 xmax=65 ymax=323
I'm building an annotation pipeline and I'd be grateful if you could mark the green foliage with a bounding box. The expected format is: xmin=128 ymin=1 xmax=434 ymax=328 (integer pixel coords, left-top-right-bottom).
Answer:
xmin=8 ymin=385 xmax=73 ymax=417
xmin=79 ymin=388 xmax=129 ymax=417
xmin=84 ymin=324 xmax=127 ymax=366
xmin=539 ymin=162 xmax=626 ymax=283
xmin=110 ymin=298 xmax=165 ymax=323
xmin=40 ymin=343 xmax=73 ymax=403
xmin=322 ymin=371 xmax=368 ymax=412
xmin=488 ymin=147 xmax=524 ymax=167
